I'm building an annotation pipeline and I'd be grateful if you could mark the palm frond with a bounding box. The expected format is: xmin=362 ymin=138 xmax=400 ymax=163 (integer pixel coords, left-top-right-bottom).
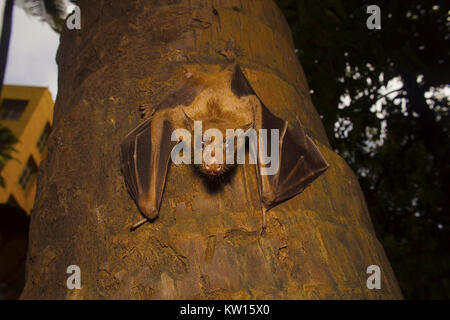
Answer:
xmin=0 ymin=126 xmax=18 ymax=160
xmin=16 ymin=0 xmax=68 ymax=33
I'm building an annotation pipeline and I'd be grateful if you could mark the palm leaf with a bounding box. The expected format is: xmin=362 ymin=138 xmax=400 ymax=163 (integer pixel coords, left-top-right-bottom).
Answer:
xmin=16 ymin=0 xmax=68 ymax=32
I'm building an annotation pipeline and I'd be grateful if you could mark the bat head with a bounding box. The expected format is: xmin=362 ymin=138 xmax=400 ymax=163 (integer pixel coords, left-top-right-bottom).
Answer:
xmin=183 ymin=97 xmax=252 ymax=181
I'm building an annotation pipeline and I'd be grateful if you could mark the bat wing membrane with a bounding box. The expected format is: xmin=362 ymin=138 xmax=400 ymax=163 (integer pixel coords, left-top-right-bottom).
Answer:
xmin=274 ymin=117 xmax=329 ymax=204
xmin=120 ymin=116 xmax=177 ymax=219
xmin=120 ymin=118 xmax=153 ymax=202
xmin=229 ymin=64 xmax=329 ymax=208
xmin=257 ymin=101 xmax=329 ymax=208
xmin=120 ymin=72 xmax=206 ymax=220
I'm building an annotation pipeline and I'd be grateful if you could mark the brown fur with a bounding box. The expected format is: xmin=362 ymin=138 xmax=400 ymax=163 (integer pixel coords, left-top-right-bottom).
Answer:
xmin=188 ymin=98 xmax=244 ymax=180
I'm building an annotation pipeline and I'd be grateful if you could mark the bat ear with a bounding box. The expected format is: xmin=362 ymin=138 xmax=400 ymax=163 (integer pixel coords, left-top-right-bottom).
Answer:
xmin=182 ymin=108 xmax=194 ymax=131
xmin=235 ymin=122 xmax=254 ymax=148
xmin=230 ymin=64 xmax=255 ymax=98
xmin=239 ymin=122 xmax=253 ymax=131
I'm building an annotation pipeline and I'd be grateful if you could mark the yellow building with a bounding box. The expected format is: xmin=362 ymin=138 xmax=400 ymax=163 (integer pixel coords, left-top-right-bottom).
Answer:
xmin=0 ymin=85 xmax=54 ymax=213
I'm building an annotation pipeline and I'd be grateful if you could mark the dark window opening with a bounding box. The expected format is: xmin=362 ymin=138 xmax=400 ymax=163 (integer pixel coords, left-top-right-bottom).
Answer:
xmin=0 ymin=99 xmax=29 ymax=120
xmin=37 ymin=123 xmax=51 ymax=152
xmin=18 ymin=157 xmax=37 ymax=191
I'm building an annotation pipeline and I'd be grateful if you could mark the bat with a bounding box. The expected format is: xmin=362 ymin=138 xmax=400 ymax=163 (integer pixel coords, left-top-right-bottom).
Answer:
xmin=120 ymin=63 xmax=329 ymax=231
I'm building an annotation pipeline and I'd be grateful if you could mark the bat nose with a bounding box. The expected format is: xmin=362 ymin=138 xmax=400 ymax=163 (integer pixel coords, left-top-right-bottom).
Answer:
xmin=205 ymin=163 xmax=222 ymax=174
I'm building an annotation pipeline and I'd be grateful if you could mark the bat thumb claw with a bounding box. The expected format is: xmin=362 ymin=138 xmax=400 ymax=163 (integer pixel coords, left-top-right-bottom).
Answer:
xmin=130 ymin=203 xmax=159 ymax=231
xmin=130 ymin=218 xmax=148 ymax=231
xmin=260 ymin=225 xmax=267 ymax=236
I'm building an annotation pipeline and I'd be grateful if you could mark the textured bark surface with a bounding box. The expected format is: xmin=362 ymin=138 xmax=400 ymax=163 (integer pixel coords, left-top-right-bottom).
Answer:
xmin=21 ymin=0 xmax=402 ymax=299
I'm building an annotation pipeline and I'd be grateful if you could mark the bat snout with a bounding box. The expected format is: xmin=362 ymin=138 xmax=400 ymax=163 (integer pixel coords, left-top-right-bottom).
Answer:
xmin=203 ymin=163 xmax=223 ymax=175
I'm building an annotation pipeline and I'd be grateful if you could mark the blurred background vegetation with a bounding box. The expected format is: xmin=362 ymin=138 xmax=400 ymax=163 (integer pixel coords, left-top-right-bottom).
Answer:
xmin=277 ymin=0 xmax=449 ymax=299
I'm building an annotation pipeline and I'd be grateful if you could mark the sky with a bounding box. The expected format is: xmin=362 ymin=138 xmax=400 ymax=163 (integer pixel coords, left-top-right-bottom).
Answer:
xmin=1 ymin=0 xmax=66 ymax=100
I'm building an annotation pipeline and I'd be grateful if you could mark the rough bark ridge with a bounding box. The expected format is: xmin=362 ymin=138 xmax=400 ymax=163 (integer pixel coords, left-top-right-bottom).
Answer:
xmin=21 ymin=0 xmax=402 ymax=299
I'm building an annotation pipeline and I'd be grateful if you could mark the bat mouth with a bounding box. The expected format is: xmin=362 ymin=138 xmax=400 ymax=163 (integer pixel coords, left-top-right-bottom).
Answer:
xmin=195 ymin=163 xmax=235 ymax=183
xmin=204 ymin=163 xmax=223 ymax=175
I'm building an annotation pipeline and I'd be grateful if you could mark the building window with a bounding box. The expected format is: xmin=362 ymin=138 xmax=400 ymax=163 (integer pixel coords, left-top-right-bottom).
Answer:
xmin=18 ymin=157 xmax=37 ymax=191
xmin=0 ymin=99 xmax=29 ymax=120
xmin=37 ymin=123 xmax=51 ymax=152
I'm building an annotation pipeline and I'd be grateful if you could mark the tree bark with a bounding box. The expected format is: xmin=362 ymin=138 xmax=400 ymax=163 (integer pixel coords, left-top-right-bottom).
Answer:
xmin=20 ymin=0 xmax=402 ymax=299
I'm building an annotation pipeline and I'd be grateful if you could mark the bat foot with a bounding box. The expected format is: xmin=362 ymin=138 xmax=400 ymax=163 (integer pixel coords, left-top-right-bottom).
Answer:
xmin=138 ymin=104 xmax=155 ymax=119
xmin=218 ymin=37 xmax=242 ymax=62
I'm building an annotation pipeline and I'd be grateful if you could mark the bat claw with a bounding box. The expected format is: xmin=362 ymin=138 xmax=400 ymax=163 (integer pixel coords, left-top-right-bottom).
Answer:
xmin=130 ymin=202 xmax=158 ymax=231
xmin=130 ymin=218 xmax=148 ymax=231
xmin=260 ymin=225 xmax=267 ymax=236
xmin=138 ymin=104 xmax=155 ymax=119
xmin=218 ymin=37 xmax=242 ymax=62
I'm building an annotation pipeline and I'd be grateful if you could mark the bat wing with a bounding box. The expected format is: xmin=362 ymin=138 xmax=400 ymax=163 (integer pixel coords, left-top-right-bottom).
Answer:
xmin=121 ymin=71 xmax=208 ymax=221
xmin=259 ymin=109 xmax=329 ymax=208
xmin=120 ymin=116 xmax=177 ymax=220
xmin=230 ymin=64 xmax=329 ymax=209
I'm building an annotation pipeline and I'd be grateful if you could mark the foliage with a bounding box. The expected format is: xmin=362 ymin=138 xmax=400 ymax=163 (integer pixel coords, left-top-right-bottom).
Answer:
xmin=0 ymin=125 xmax=18 ymax=187
xmin=15 ymin=0 xmax=68 ymax=32
xmin=277 ymin=0 xmax=450 ymax=298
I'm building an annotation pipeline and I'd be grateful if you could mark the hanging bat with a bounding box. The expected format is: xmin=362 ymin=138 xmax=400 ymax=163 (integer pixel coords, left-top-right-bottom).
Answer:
xmin=120 ymin=63 xmax=329 ymax=231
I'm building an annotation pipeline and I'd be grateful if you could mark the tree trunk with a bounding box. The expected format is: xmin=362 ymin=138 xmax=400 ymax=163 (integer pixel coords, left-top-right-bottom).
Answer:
xmin=20 ymin=0 xmax=402 ymax=299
